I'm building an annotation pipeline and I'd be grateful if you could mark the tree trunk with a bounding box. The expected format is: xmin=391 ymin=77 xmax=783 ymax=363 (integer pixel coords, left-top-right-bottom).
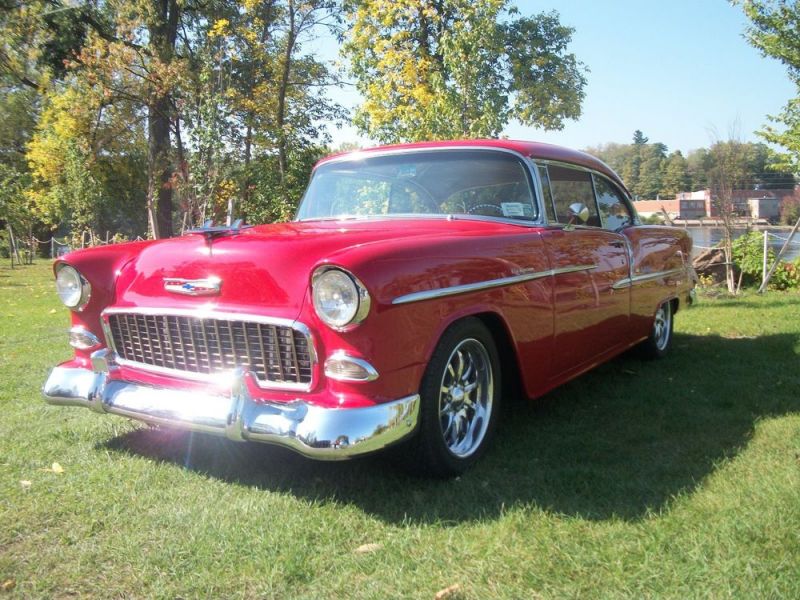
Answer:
xmin=146 ymin=0 xmax=180 ymax=238
xmin=148 ymin=95 xmax=173 ymax=238
xmin=276 ymin=0 xmax=296 ymax=200
xmin=243 ymin=122 xmax=252 ymax=206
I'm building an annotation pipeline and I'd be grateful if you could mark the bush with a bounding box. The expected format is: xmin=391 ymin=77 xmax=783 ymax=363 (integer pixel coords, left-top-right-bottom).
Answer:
xmin=731 ymin=231 xmax=800 ymax=290
xmin=780 ymin=195 xmax=800 ymax=226
xmin=640 ymin=214 xmax=665 ymax=225
xmin=732 ymin=232 xmax=773 ymax=287
xmin=770 ymin=258 xmax=800 ymax=290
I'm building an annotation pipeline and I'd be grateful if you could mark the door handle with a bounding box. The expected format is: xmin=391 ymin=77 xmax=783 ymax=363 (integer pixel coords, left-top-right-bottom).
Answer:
xmin=610 ymin=241 xmax=625 ymax=248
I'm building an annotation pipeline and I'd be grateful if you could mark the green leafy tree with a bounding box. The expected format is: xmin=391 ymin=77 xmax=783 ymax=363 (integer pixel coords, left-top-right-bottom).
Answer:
xmin=740 ymin=0 xmax=800 ymax=173
xmin=686 ymin=147 xmax=712 ymax=191
xmin=743 ymin=142 xmax=795 ymax=189
xmin=584 ymin=142 xmax=630 ymax=175
xmin=634 ymin=143 xmax=667 ymax=199
xmin=661 ymin=150 xmax=691 ymax=197
xmin=343 ymin=0 xmax=587 ymax=142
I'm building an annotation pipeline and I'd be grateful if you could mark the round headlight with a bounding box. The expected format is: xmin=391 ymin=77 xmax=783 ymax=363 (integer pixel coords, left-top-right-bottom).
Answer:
xmin=55 ymin=264 xmax=91 ymax=310
xmin=312 ymin=268 xmax=370 ymax=329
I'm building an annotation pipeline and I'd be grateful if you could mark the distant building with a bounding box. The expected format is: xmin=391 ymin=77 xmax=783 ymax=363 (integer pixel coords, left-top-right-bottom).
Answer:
xmin=748 ymin=197 xmax=781 ymax=220
xmin=633 ymin=198 xmax=705 ymax=220
xmin=674 ymin=188 xmax=798 ymax=219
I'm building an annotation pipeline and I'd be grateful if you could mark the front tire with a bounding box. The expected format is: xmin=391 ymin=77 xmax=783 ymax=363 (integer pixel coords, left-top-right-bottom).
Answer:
xmin=404 ymin=318 xmax=501 ymax=477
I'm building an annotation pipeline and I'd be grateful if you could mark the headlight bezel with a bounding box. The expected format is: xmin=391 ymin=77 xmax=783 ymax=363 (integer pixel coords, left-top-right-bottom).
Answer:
xmin=55 ymin=263 xmax=92 ymax=311
xmin=311 ymin=266 xmax=371 ymax=331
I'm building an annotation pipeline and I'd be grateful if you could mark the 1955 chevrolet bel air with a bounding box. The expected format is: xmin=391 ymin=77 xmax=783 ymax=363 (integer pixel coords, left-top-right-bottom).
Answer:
xmin=44 ymin=139 xmax=696 ymax=476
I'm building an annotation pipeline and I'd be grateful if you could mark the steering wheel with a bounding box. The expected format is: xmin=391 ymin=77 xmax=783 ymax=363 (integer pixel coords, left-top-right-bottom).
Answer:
xmin=467 ymin=203 xmax=504 ymax=217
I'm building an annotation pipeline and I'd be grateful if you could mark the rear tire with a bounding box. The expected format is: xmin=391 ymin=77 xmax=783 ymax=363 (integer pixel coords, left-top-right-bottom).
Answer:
xmin=640 ymin=300 xmax=673 ymax=359
xmin=398 ymin=318 xmax=501 ymax=478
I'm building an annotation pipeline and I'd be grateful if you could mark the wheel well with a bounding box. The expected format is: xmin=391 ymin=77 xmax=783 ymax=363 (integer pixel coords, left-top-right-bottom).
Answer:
xmin=471 ymin=312 xmax=523 ymax=401
xmin=670 ymin=297 xmax=680 ymax=316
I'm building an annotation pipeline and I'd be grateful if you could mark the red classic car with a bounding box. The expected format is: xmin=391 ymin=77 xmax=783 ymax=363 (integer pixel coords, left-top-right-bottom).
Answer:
xmin=44 ymin=140 xmax=695 ymax=476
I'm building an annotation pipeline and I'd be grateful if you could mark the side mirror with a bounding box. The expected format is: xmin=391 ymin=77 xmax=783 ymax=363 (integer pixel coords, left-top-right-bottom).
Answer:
xmin=567 ymin=203 xmax=590 ymax=224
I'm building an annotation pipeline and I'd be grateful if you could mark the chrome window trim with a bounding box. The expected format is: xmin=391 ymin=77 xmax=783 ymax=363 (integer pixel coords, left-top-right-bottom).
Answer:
xmin=591 ymin=172 xmax=639 ymax=229
xmin=392 ymin=265 xmax=596 ymax=305
xmin=101 ymin=307 xmax=318 ymax=392
xmin=531 ymin=162 xmax=558 ymax=226
xmin=612 ymin=268 xmax=687 ymax=290
xmin=298 ymin=146 xmax=546 ymax=227
xmin=534 ymin=159 xmax=640 ymax=226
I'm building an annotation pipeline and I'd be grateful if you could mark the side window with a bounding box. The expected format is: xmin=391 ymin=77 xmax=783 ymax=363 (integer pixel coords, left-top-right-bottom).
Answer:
xmin=547 ymin=165 xmax=601 ymax=226
xmin=537 ymin=164 xmax=557 ymax=223
xmin=593 ymin=176 xmax=633 ymax=231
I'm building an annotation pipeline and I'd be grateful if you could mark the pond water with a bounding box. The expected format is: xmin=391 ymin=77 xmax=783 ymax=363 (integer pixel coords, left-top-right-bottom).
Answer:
xmin=683 ymin=227 xmax=800 ymax=261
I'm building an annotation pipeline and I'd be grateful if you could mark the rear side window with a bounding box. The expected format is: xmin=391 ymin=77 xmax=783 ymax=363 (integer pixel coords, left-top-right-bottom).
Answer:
xmin=594 ymin=176 xmax=633 ymax=231
xmin=547 ymin=165 xmax=601 ymax=226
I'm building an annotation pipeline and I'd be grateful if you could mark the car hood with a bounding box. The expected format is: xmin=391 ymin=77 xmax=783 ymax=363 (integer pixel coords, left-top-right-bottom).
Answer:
xmin=113 ymin=219 xmax=524 ymax=320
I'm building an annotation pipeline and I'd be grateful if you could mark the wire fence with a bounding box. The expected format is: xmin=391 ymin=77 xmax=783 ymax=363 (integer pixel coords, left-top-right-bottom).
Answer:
xmin=692 ymin=231 xmax=800 ymax=253
xmin=4 ymin=229 xmax=148 ymax=267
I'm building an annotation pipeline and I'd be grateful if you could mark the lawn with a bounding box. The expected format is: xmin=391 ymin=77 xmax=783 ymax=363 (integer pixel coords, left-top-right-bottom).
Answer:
xmin=1 ymin=262 xmax=799 ymax=598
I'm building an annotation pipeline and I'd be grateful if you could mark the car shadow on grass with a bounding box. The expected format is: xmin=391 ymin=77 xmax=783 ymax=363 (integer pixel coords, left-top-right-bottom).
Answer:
xmin=101 ymin=332 xmax=800 ymax=524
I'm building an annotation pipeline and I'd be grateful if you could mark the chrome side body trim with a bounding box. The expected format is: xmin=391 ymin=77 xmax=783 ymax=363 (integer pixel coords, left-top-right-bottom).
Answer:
xmin=42 ymin=361 xmax=419 ymax=460
xmin=392 ymin=265 xmax=596 ymax=305
xmin=101 ymin=307 xmax=318 ymax=392
xmin=612 ymin=268 xmax=687 ymax=290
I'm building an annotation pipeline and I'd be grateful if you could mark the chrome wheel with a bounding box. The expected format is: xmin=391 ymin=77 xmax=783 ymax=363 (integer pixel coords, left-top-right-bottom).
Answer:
xmin=438 ymin=338 xmax=493 ymax=458
xmin=653 ymin=301 xmax=672 ymax=351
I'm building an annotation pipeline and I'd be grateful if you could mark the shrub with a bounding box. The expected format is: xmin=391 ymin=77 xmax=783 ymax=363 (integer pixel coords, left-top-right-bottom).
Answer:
xmin=769 ymin=258 xmax=800 ymax=290
xmin=780 ymin=195 xmax=800 ymax=226
xmin=732 ymin=231 xmax=773 ymax=287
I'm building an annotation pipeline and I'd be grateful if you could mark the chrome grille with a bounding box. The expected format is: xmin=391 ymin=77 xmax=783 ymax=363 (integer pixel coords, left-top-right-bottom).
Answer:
xmin=106 ymin=312 xmax=313 ymax=388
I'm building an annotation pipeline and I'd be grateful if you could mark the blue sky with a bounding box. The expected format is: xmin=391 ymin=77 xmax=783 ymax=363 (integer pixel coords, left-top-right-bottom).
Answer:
xmin=319 ymin=0 xmax=795 ymax=155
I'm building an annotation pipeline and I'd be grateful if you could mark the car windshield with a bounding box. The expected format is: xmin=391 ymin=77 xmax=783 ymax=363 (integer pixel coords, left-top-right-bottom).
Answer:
xmin=295 ymin=150 xmax=538 ymax=222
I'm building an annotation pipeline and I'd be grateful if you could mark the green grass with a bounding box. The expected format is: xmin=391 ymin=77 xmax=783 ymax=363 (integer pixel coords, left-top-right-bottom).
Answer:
xmin=1 ymin=262 xmax=799 ymax=598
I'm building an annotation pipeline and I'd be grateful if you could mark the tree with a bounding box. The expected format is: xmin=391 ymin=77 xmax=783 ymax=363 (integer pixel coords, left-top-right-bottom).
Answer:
xmin=661 ymin=150 xmax=690 ymax=197
xmin=619 ymin=130 xmax=648 ymax=196
xmin=632 ymin=129 xmax=648 ymax=145
xmin=343 ymin=0 xmax=587 ymax=142
xmin=740 ymin=0 xmax=800 ymax=172
xmin=1 ymin=0 xmax=343 ymax=240
xmin=707 ymin=138 xmax=751 ymax=293
xmin=687 ymin=147 xmax=712 ymax=190
xmin=634 ymin=142 xmax=667 ymax=199
xmin=743 ymin=142 xmax=796 ymax=188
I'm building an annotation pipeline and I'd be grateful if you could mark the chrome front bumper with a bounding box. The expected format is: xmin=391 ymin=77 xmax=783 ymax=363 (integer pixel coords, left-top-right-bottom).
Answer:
xmin=43 ymin=353 xmax=420 ymax=460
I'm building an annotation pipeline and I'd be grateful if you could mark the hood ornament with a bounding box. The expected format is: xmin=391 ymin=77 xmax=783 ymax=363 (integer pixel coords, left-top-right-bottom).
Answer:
xmin=164 ymin=276 xmax=222 ymax=296
xmin=187 ymin=219 xmax=252 ymax=245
